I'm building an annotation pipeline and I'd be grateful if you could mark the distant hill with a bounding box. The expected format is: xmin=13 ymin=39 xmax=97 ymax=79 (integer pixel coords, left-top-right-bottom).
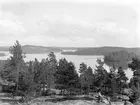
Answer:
xmin=0 ymin=45 xmax=140 ymax=56
xmin=0 ymin=46 xmax=9 ymax=51
xmin=0 ymin=53 xmax=6 ymax=57
xmin=22 ymin=45 xmax=62 ymax=54
xmin=61 ymin=46 xmax=140 ymax=56
xmin=0 ymin=45 xmax=62 ymax=54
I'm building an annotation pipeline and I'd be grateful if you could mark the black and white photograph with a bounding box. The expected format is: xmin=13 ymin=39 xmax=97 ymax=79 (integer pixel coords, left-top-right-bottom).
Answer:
xmin=0 ymin=0 xmax=139 ymax=105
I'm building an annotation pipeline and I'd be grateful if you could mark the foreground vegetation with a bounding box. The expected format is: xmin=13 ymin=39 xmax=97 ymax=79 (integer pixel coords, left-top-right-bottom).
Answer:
xmin=0 ymin=41 xmax=140 ymax=105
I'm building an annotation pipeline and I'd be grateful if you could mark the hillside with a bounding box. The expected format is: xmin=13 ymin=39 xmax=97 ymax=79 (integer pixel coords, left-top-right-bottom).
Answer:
xmin=61 ymin=46 xmax=140 ymax=56
xmin=0 ymin=45 xmax=140 ymax=55
xmin=0 ymin=45 xmax=62 ymax=54
xmin=22 ymin=45 xmax=62 ymax=54
xmin=0 ymin=53 xmax=6 ymax=57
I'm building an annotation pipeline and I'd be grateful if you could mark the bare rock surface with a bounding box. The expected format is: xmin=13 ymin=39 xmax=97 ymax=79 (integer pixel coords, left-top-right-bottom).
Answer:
xmin=28 ymin=100 xmax=103 ymax=105
xmin=26 ymin=100 xmax=128 ymax=105
xmin=0 ymin=100 xmax=133 ymax=105
xmin=0 ymin=101 xmax=11 ymax=105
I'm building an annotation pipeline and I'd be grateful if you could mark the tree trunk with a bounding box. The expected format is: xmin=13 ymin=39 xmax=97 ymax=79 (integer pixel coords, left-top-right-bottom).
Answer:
xmin=16 ymin=63 xmax=20 ymax=94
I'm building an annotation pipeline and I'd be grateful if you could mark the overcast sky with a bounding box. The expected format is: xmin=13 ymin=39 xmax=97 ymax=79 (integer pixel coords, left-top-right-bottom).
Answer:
xmin=0 ymin=0 xmax=140 ymax=47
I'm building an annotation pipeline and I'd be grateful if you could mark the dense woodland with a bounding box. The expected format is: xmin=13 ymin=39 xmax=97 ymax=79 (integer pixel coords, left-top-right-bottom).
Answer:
xmin=61 ymin=46 xmax=140 ymax=56
xmin=104 ymin=50 xmax=137 ymax=69
xmin=0 ymin=41 xmax=140 ymax=104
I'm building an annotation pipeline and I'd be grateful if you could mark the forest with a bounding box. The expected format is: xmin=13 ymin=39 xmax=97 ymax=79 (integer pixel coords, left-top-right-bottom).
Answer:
xmin=0 ymin=41 xmax=140 ymax=105
xmin=61 ymin=46 xmax=140 ymax=56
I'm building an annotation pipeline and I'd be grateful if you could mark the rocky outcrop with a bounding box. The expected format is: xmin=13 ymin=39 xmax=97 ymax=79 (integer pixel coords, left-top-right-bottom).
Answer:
xmin=125 ymin=101 xmax=133 ymax=105
xmin=24 ymin=100 xmax=134 ymax=105
xmin=134 ymin=100 xmax=140 ymax=105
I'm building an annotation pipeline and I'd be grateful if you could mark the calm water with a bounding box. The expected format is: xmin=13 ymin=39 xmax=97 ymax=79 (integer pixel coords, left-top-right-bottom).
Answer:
xmin=0 ymin=51 xmax=133 ymax=79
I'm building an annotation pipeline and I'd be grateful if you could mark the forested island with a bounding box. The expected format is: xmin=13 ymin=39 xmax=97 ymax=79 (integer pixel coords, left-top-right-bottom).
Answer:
xmin=0 ymin=41 xmax=140 ymax=105
xmin=104 ymin=50 xmax=137 ymax=69
xmin=61 ymin=46 xmax=140 ymax=56
xmin=62 ymin=47 xmax=139 ymax=70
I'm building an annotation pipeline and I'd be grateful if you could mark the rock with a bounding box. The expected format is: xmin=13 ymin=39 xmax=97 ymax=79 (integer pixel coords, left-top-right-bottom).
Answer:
xmin=0 ymin=101 xmax=11 ymax=105
xmin=20 ymin=100 xmax=133 ymax=105
xmin=125 ymin=101 xmax=133 ymax=105
xmin=111 ymin=101 xmax=133 ymax=105
xmin=102 ymin=97 xmax=110 ymax=104
xmin=111 ymin=102 xmax=124 ymax=105
xmin=122 ymin=88 xmax=133 ymax=96
xmin=134 ymin=101 xmax=140 ymax=105
xmin=27 ymin=100 xmax=106 ymax=105
xmin=116 ymin=95 xmax=129 ymax=101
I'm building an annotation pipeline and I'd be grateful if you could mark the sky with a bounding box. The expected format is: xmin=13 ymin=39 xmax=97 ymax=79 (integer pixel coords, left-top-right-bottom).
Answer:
xmin=0 ymin=0 xmax=140 ymax=47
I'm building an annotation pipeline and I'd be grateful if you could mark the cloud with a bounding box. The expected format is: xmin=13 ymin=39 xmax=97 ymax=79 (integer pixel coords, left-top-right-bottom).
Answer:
xmin=20 ymin=35 xmax=96 ymax=47
xmin=0 ymin=2 xmax=139 ymax=47
xmin=0 ymin=0 xmax=136 ymax=4
xmin=0 ymin=19 xmax=25 ymax=33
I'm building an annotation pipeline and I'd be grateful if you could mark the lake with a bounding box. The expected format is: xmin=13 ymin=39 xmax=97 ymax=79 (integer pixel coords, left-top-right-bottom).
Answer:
xmin=0 ymin=51 xmax=133 ymax=80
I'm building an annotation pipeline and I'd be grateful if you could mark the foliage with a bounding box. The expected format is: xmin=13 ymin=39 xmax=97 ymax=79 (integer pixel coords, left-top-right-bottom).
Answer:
xmin=55 ymin=58 xmax=79 ymax=95
xmin=94 ymin=59 xmax=128 ymax=100
xmin=1 ymin=41 xmax=27 ymax=93
xmin=79 ymin=62 xmax=95 ymax=94
xmin=128 ymin=57 xmax=140 ymax=102
xmin=116 ymin=67 xmax=128 ymax=93
xmin=94 ymin=59 xmax=109 ymax=94
xmin=104 ymin=50 xmax=136 ymax=69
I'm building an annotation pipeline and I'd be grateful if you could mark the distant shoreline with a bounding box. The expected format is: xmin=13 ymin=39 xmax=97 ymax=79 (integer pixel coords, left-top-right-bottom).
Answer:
xmin=0 ymin=53 xmax=6 ymax=57
xmin=0 ymin=45 xmax=139 ymax=55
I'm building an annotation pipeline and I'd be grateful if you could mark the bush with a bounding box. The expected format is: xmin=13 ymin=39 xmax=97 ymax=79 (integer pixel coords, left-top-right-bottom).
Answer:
xmin=129 ymin=89 xmax=140 ymax=103
xmin=41 ymin=88 xmax=57 ymax=96
xmin=69 ymin=91 xmax=78 ymax=95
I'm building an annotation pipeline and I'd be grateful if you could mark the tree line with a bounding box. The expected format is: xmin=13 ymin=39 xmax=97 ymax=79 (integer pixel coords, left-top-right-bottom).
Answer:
xmin=0 ymin=41 xmax=140 ymax=103
xmin=104 ymin=50 xmax=137 ymax=70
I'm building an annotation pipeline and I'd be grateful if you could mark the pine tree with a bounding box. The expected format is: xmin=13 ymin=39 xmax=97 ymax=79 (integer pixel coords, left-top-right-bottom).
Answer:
xmin=116 ymin=67 xmax=128 ymax=93
xmin=108 ymin=66 xmax=117 ymax=99
xmin=79 ymin=63 xmax=94 ymax=94
xmin=2 ymin=41 xmax=26 ymax=93
xmin=47 ymin=52 xmax=57 ymax=88
xmin=55 ymin=58 xmax=79 ymax=95
xmin=55 ymin=58 xmax=68 ymax=93
xmin=94 ymin=59 xmax=108 ymax=94
xmin=86 ymin=66 xmax=94 ymax=89
xmin=128 ymin=57 xmax=140 ymax=102
xmin=33 ymin=58 xmax=41 ymax=84
xmin=66 ymin=61 xmax=79 ymax=93
xmin=79 ymin=63 xmax=87 ymax=94
xmin=129 ymin=57 xmax=140 ymax=89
